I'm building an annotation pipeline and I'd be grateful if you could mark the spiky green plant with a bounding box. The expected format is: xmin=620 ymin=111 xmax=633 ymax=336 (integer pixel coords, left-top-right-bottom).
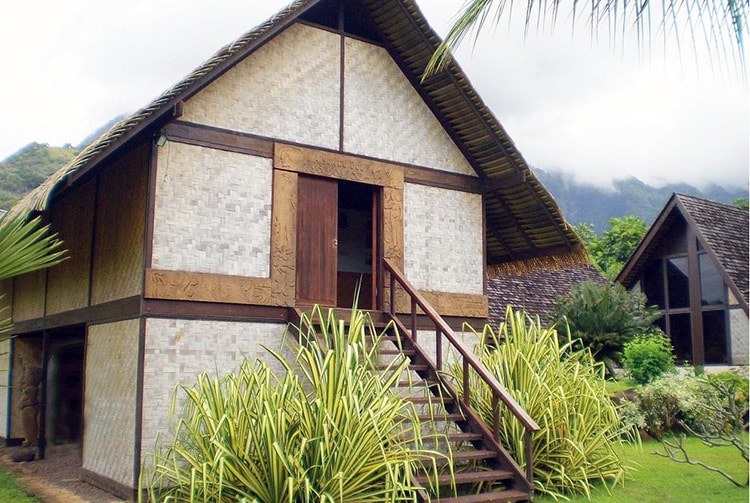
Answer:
xmin=0 ymin=214 xmax=67 ymax=333
xmin=450 ymin=307 xmax=633 ymax=499
xmin=141 ymin=305 xmax=445 ymax=502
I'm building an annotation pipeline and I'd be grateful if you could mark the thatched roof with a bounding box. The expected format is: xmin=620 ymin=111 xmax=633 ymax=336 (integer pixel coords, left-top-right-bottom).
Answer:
xmin=8 ymin=0 xmax=582 ymax=265
xmin=488 ymin=253 xmax=605 ymax=324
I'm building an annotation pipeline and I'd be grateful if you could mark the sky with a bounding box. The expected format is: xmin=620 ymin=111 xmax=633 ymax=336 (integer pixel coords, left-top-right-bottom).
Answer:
xmin=0 ymin=0 xmax=748 ymax=191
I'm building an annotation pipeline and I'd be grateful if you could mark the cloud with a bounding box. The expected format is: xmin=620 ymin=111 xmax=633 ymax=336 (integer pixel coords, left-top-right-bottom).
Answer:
xmin=1 ymin=0 xmax=747 ymax=191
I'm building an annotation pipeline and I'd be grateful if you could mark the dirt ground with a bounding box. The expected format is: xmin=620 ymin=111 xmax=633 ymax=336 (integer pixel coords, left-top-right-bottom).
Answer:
xmin=0 ymin=444 xmax=127 ymax=503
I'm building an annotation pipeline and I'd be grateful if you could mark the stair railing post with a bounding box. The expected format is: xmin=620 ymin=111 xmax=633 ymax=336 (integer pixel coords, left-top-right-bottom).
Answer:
xmin=389 ymin=271 xmax=395 ymax=316
xmin=410 ymin=297 xmax=417 ymax=343
xmin=492 ymin=393 xmax=500 ymax=439
xmin=462 ymin=357 xmax=470 ymax=407
xmin=435 ymin=328 xmax=442 ymax=371
xmin=525 ymin=429 xmax=534 ymax=485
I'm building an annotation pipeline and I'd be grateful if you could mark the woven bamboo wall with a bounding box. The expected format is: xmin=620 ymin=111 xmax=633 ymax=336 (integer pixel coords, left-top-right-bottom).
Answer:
xmin=11 ymin=270 xmax=45 ymax=322
xmin=46 ymin=179 xmax=96 ymax=315
xmin=343 ymin=37 xmax=475 ymax=176
xmin=403 ymin=183 xmax=483 ymax=295
xmin=152 ymin=143 xmax=273 ymax=277
xmin=140 ymin=318 xmax=290 ymax=457
xmin=729 ymin=308 xmax=749 ymax=364
xmin=0 ymin=338 xmax=9 ymax=438
xmin=182 ymin=23 xmax=340 ymax=151
xmin=0 ymin=279 xmax=10 ymax=436
xmin=91 ymin=143 xmax=149 ymax=304
xmin=83 ymin=319 xmax=139 ymax=488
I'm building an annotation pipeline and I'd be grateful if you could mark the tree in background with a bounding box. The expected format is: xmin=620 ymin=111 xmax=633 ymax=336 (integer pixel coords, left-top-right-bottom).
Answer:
xmin=425 ymin=0 xmax=748 ymax=76
xmin=553 ymin=279 xmax=662 ymax=378
xmin=576 ymin=216 xmax=648 ymax=280
xmin=734 ymin=197 xmax=749 ymax=210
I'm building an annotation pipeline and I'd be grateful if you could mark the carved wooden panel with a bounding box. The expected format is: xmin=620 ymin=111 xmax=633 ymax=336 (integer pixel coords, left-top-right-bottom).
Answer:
xmin=394 ymin=290 xmax=488 ymax=318
xmin=145 ymin=269 xmax=274 ymax=305
xmin=275 ymin=143 xmax=404 ymax=189
xmin=382 ymin=186 xmax=404 ymax=269
xmin=270 ymin=170 xmax=297 ymax=306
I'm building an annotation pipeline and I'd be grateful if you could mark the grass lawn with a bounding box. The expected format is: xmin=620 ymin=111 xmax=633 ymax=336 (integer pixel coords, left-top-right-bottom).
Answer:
xmin=0 ymin=467 xmax=38 ymax=502
xmin=537 ymin=436 xmax=749 ymax=503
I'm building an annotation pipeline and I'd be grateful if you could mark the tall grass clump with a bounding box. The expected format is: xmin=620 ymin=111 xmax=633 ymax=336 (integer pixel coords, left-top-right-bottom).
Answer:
xmin=141 ymin=305 xmax=441 ymax=502
xmin=451 ymin=307 xmax=632 ymax=499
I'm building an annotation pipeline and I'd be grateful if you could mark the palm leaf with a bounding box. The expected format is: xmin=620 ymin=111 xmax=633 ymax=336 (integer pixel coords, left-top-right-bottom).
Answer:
xmin=0 ymin=214 xmax=67 ymax=281
xmin=425 ymin=0 xmax=749 ymax=76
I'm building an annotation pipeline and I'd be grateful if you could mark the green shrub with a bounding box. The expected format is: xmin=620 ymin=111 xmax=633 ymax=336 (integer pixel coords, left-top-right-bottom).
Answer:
xmin=141 ymin=306 xmax=440 ymax=503
xmin=553 ymin=280 xmax=662 ymax=377
xmin=636 ymin=374 xmax=731 ymax=438
xmin=622 ymin=332 xmax=676 ymax=384
xmin=451 ymin=307 xmax=631 ymax=499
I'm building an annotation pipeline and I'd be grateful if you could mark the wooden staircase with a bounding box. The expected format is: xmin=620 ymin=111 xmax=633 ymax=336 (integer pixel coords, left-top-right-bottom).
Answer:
xmin=291 ymin=258 xmax=539 ymax=502
xmin=375 ymin=330 xmax=532 ymax=503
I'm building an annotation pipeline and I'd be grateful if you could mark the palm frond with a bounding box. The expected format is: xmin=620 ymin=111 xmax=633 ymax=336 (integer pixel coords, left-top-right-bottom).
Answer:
xmin=0 ymin=214 xmax=68 ymax=281
xmin=425 ymin=0 xmax=749 ymax=77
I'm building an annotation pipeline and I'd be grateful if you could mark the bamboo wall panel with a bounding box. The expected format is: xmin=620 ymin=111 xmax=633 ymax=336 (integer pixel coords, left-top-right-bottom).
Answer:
xmin=91 ymin=143 xmax=149 ymax=304
xmin=0 ymin=338 xmax=9 ymax=438
xmin=83 ymin=320 xmax=139 ymax=488
xmin=46 ymin=179 xmax=96 ymax=315
xmin=0 ymin=279 xmax=12 ymax=326
xmin=729 ymin=308 xmax=749 ymax=364
xmin=12 ymin=270 xmax=46 ymax=322
xmin=141 ymin=318 xmax=290 ymax=459
xmin=343 ymin=36 xmax=475 ymax=176
xmin=182 ymin=23 xmax=340 ymax=150
xmin=152 ymin=143 xmax=273 ymax=277
xmin=403 ymin=183 xmax=483 ymax=295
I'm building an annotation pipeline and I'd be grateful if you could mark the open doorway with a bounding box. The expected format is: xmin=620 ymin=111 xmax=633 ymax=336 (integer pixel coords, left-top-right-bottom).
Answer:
xmin=45 ymin=327 xmax=84 ymax=447
xmin=337 ymin=181 xmax=377 ymax=309
xmin=12 ymin=327 xmax=84 ymax=453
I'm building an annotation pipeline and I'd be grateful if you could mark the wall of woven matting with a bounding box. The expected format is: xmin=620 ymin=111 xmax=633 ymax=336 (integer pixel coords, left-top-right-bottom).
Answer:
xmin=91 ymin=143 xmax=149 ymax=304
xmin=182 ymin=23 xmax=340 ymax=151
xmin=11 ymin=269 xmax=45 ymax=322
xmin=83 ymin=319 xmax=139 ymax=488
xmin=729 ymin=308 xmax=749 ymax=364
xmin=403 ymin=183 xmax=483 ymax=295
xmin=140 ymin=318 xmax=290 ymax=460
xmin=343 ymin=36 xmax=475 ymax=176
xmin=45 ymin=179 xmax=95 ymax=315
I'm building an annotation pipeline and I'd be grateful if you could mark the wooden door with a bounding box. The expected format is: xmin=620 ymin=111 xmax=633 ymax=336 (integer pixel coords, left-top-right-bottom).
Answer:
xmin=296 ymin=175 xmax=338 ymax=306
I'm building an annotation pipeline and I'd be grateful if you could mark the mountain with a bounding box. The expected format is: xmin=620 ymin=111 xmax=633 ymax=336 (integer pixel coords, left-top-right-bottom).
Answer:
xmin=0 ymin=115 xmax=127 ymax=212
xmin=536 ymin=169 xmax=748 ymax=234
xmin=1 ymin=139 xmax=746 ymax=231
xmin=0 ymin=142 xmax=80 ymax=211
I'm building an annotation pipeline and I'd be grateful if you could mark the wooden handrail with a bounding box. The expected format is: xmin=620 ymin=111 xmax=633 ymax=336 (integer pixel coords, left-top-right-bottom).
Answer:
xmin=383 ymin=257 xmax=540 ymax=483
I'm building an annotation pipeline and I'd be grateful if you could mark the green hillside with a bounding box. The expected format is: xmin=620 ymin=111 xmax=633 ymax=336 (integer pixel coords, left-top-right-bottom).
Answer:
xmin=0 ymin=142 xmax=79 ymax=211
xmin=536 ymin=169 xmax=748 ymax=233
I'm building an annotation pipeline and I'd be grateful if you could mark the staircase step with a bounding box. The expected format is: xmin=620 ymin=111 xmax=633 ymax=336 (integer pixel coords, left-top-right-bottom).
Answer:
xmin=435 ymin=489 xmax=530 ymax=502
xmin=379 ymin=347 xmax=417 ymax=356
xmin=418 ymin=449 xmax=498 ymax=465
xmin=405 ymin=396 xmax=455 ymax=406
xmin=421 ymin=431 xmax=483 ymax=443
xmin=415 ymin=469 xmax=515 ymax=486
xmin=414 ymin=412 xmax=464 ymax=421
